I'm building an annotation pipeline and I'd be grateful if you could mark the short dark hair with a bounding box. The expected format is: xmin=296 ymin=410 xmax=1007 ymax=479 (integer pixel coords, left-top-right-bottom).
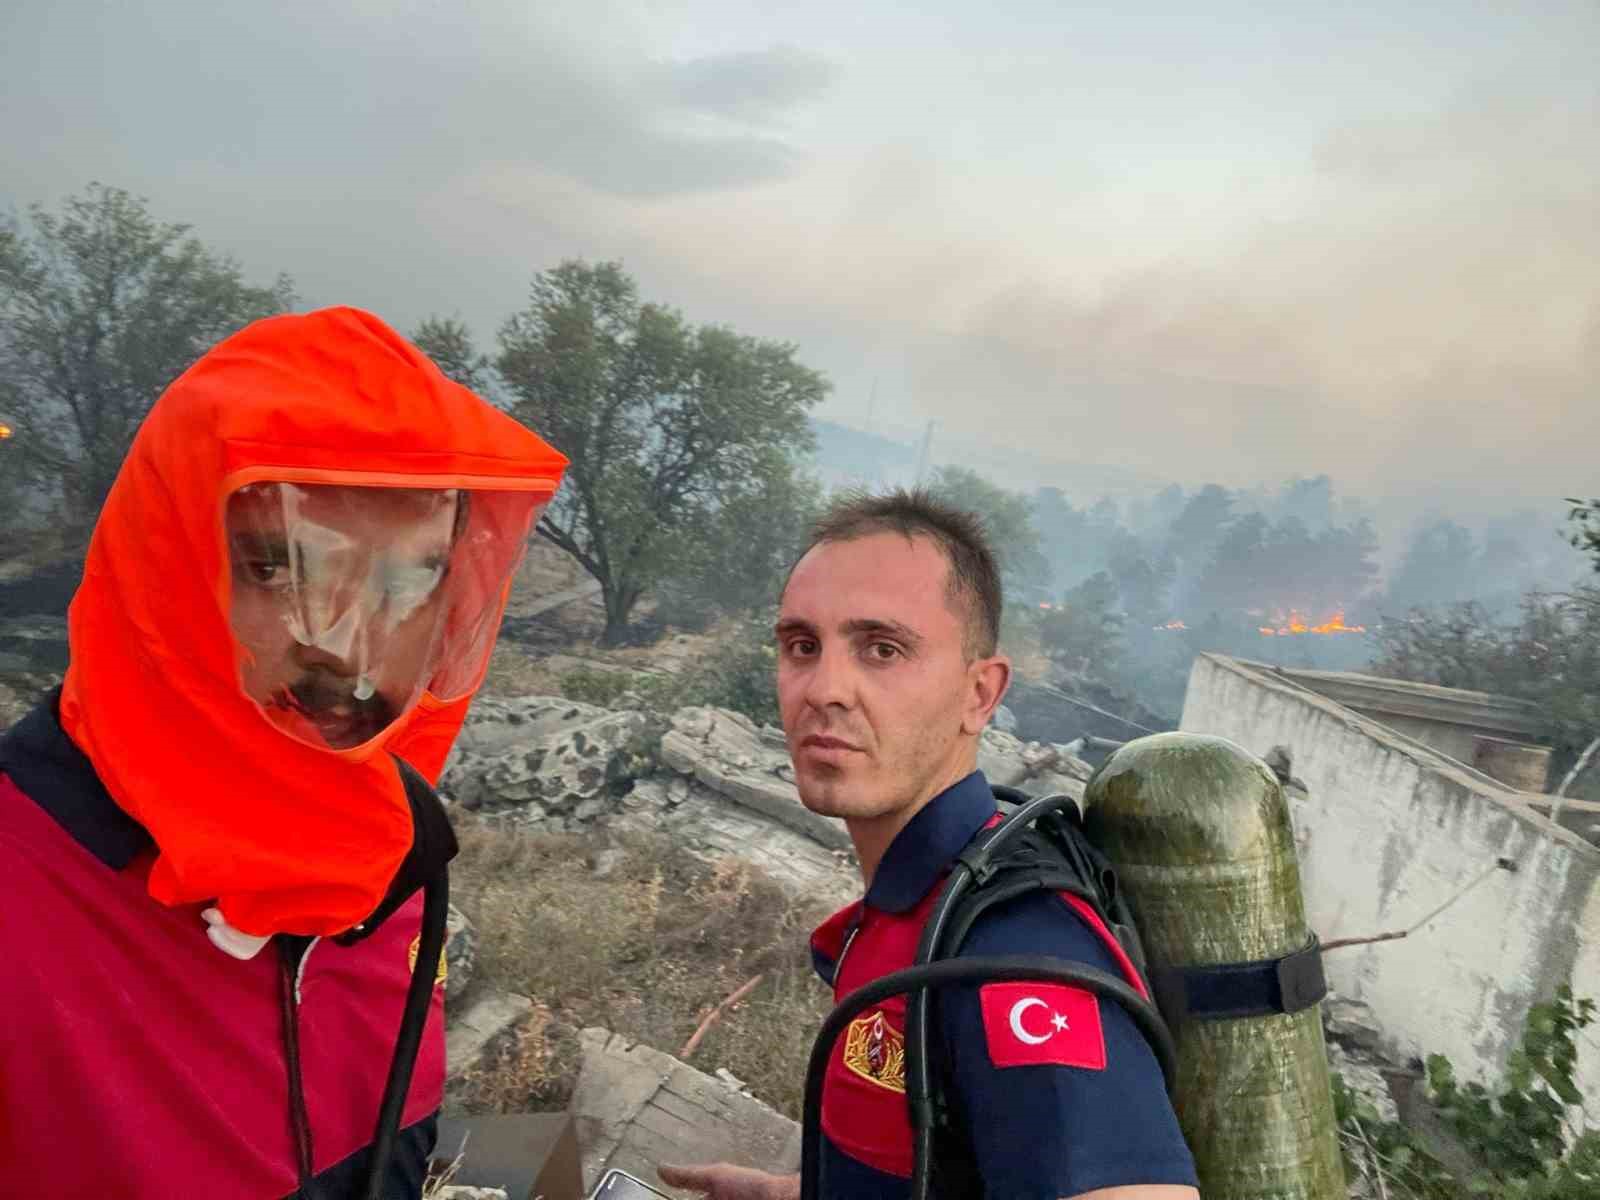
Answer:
xmin=791 ymin=488 xmax=1003 ymax=658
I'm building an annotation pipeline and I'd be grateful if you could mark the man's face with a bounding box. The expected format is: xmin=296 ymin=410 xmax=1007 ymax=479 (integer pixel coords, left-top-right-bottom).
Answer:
xmin=226 ymin=483 xmax=460 ymax=750
xmin=776 ymin=532 xmax=987 ymax=823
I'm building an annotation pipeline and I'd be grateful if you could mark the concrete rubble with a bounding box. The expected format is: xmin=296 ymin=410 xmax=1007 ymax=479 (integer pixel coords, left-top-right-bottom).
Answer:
xmin=428 ymin=693 xmax=1105 ymax=1189
xmin=442 ymin=697 xmax=1098 ymax=844
xmin=977 ymin=727 xmax=1093 ymax=800
xmin=569 ymin=1027 xmax=801 ymax=1199
xmin=446 ymin=991 xmax=537 ymax=1087
xmin=432 ymin=694 xmax=1098 ymax=912
xmin=440 ymin=697 xmax=657 ymax=828
xmin=657 ymin=705 xmax=850 ymax=851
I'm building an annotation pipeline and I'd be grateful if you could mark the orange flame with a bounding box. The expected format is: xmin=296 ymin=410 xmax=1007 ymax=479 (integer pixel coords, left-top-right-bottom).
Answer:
xmin=1153 ymin=620 xmax=1187 ymax=631
xmin=1259 ymin=609 xmax=1366 ymax=636
xmin=0 ymin=423 xmax=12 ymax=440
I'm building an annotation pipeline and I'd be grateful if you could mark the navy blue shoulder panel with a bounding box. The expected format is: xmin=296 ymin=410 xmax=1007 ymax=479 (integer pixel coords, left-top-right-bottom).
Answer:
xmin=937 ymin=893 xmax=1198 ymax=1197
xmin=0 ymin=687 xmax=152 ymax=870
xmin=286 ymin=1112 xmax=438 ymax=1200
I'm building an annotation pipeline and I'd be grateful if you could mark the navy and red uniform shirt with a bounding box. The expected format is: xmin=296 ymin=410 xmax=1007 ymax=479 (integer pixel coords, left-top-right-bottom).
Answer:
xmin=809 ymin=770 xmax=1198 ymax=1199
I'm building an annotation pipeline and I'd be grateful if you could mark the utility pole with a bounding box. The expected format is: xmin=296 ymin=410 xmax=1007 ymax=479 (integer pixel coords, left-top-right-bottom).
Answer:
xmin=913 ymin=419 xmax=936 ymax=488
xmin=866 ymin=380 xmax=880 ymax=487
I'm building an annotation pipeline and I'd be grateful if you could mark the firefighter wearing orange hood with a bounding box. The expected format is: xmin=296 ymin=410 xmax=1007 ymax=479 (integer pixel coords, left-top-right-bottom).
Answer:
xmin=0 ymin=308 xmax=568 ymax=1197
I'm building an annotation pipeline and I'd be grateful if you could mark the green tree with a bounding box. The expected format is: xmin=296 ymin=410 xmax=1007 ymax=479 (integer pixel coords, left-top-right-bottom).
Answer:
xmin=494 ymin=261 xmax=828 ymax=644
xmin=1108 ymin=542 xmax=1176 ymax=627
xmin=1190 ymin=511 xmax=1379 ymax=621
xmin=927 ymin=465 xmax=1049 ymax=599
xmin=0 ymin=184 xmax=294 ymax=530
xmin=1386 ymin=520 xmax=1480 ymax=612
xmin=1032 ymin=486 xmax=1093 ymax=590
xmin=1167 ymin=484 xmax=1235 ymax=562
xmin=1039 ymin=571 xmax=1124 ymax=675
xmin=1567 ymin=498 xmax=1600 ymax=573
xmin=653 ymin=452 xmax=823 ymax=631
xmin=1277 ymin=474 xmax=1334 ymax=530
xmin=1335 ymin=988 xmax=1600 ymax=1199
xmin=1371 ymin=589 xmax=1600 ymax=778
xmin=1192 ymin=512 xmax=1270 ymax=615
xmin=412 ymin=315 xmax=495 ymax=396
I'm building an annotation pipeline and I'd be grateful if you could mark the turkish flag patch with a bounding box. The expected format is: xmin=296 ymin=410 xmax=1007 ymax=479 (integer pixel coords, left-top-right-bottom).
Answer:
xmin=979 ymin=982 xmax=1106 ymax=1070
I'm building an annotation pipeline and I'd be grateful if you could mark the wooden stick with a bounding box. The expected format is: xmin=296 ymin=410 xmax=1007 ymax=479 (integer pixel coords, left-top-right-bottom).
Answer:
xmin=1321 ymin=930 xmax=1409 ymax=953
xmin=1322 ymin=859 xmax=1513 ymax=953
xmin=680 ymin=974 xmax=765 ymax=1060
xmin=1550 ymin=732 xmax=1600 ymax=830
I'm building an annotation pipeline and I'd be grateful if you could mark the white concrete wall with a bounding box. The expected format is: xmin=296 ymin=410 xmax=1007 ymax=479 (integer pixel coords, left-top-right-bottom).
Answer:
xmin=1180 ymin=654 xmax=1600 ymax=1096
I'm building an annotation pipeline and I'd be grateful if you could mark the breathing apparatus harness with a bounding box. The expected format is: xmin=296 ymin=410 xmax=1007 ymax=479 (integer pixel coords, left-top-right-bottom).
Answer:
xmin=798 ymin=784 xmax=1328 ymax=1200
xmin=276 ymin=755 xmax=456 ymax=1200
xmin=361 ymin=756 xmax=456 ymax=1200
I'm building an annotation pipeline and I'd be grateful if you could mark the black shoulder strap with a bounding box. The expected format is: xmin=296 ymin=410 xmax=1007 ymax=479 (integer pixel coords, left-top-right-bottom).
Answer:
xmin=332 ymin=755 xmax=459 ymax=946
xmin=888 ymin=784 xmax=1329 ymax=1199
xmin=910 ymin=788 xmax=1173 ymax=1198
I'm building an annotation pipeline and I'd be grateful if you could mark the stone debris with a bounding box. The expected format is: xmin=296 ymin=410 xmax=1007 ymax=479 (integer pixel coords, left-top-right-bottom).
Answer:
xmin=977 ymin=727 xmax=1094 ymax=800
xmin=569 ymin=1027 xmax=800 ymax=1198
xmin=446 ymin=991 xmax=536 ymax=1085
xmin=610 ymin=778 xmax=859 ymax=908
xmin=432 ymin=1189 xmax=510 ymax=1200
xmin=1327 ymin=1041 xmax=1400 ymax=1126
xmin=435 ymin=695 xmax=1096 ymax=863
xmin=658 ymin=706 xmax=851 ymax=851
xmin=440 ymin=696 xmax=656 ymax=829
xmin=1323 ymin=992 xmax=1384 ymax=1057
xmin=444 ymin=904 xmax=477 ymax=1007
xmin=1321 ymin=991 xmax=1404 ymax=1133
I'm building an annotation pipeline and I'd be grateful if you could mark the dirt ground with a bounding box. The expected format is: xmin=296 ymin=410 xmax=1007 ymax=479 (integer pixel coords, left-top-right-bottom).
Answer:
xmin=447 ymin=821 xmax=837 ymax=1120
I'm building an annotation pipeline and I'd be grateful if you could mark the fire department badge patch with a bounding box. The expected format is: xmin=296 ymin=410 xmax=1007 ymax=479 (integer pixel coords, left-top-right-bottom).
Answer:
xmin=842 ymin=1009 xmax=906 ymax=1093
xmin=408 ymin=934 xmax=449 ymax=987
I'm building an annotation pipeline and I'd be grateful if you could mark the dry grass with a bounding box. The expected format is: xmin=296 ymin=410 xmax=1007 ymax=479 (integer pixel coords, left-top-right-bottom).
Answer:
xmin=448 ymin=816 xmax=838 ymax=1119
xmin=479 ymin=638 xmax=565 ymax=699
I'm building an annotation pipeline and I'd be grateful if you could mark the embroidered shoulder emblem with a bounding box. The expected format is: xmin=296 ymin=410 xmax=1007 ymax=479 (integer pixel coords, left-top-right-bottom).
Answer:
xmin=408 ymin=934 xmax=449 ymax=987
xmin=842 ymin=1010 xmax=906 ymax=1093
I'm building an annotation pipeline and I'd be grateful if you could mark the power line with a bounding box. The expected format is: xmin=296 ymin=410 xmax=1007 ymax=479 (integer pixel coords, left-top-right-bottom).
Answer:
xmin=1032 ymin=683 xmax=1161 ymax=736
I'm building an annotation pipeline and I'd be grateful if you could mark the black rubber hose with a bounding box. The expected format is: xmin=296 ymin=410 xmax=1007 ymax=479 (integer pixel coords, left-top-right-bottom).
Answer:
xmin=364 ymin=870 xmax=449 ymax=1200
xmin=902 ymin=792 xmax=1072 ymax=1200
xmin=800 ymin=956 xmax=1178 ymax=1200
xmin=904 ymin=865 xmax=971 ymax=1200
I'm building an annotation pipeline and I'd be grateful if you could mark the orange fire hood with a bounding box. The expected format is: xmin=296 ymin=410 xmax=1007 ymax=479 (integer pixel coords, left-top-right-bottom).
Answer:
xmin=59 ymin=307 xmax=568 ymax=936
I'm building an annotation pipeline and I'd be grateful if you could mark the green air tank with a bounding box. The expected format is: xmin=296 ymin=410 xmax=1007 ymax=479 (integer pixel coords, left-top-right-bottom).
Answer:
xmin=1083 ymin=732 xmax=1346 ymax=1199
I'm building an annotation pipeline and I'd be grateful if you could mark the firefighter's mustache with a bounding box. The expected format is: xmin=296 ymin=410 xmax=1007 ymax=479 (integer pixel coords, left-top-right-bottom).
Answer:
xmin=271 ymin=675 xmax=396 ymax=729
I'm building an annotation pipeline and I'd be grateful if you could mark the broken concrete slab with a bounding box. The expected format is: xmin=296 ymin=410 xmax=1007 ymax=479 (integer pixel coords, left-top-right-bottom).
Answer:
xmin=611 ymin=778 xmax=858 ymax=907
xmin=977 ymin=727 xmax=1093 ymax=801
xmin=659 ymin=707 xmax=850 ymax=851
xmin=447 ymin=991 xmax=535 ymax=1083
xmin=570 ymin=1027 xmax=802 ymax=1199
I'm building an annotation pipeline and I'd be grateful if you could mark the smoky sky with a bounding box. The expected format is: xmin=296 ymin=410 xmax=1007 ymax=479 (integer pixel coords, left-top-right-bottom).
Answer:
xmin=3 ymin=0 xmax=1597 ymax=523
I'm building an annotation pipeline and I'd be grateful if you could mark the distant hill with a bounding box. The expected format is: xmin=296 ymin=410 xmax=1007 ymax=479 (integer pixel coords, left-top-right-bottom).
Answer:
xmin=807 ymin=419 xmax=920 ymax=490
xmin=807 ymin=417 xmax=1170 ymax=505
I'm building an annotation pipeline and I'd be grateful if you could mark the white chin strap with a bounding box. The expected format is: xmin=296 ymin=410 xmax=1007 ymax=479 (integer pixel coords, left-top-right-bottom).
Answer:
xmin=201 ymin=906 xmax=271 ymax=961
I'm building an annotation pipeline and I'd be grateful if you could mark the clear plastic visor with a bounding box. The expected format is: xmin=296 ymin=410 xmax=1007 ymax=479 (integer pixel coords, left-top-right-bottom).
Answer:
xmin=225 ymin=481 xmax=545 ymax=751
